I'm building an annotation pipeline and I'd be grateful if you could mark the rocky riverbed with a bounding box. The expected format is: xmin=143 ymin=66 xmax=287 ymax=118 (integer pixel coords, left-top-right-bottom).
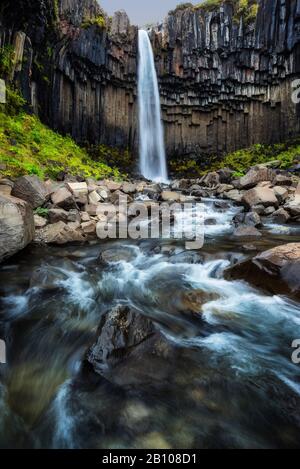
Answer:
xmin=0 ymin=164 xmax=300 ymax=449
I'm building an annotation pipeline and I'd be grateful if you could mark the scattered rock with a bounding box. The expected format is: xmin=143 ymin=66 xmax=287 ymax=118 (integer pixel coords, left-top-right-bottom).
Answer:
xmin=271 ymin=208 xmax=290 ymax=224
xmin=34 ymin=214 xmax=47 ymax=228
xmin=273 ymin=174 xmax=293 ymax=186
xmin=242 ymin=187 xmax=278 ymax=208
xmin=105 ymin=180 xmax=122 ymax=191
xmin=233 ymin=226 xmax=262 ymax=238
xmin=0 ymin=194 xmax=35 ymax=262
xmin=51 ymin=187 xmax=77 ymax=210
xmin=122 ymin=182 xmax=136 ymax=194
xmin=225 ymin=243 xmax=300 ymax=299
xmin=11 ymin=175 xmax=49 ymax=209
xmin=161 ymin=191 xmax=181 ymax=203
xmin=48 ymin=208 xmax=69 ymax=224
xmin=34 ymin=221 xmax=85 ymax=244
xmin=273 ymin=186 xmax=288 ymax=203
xmin=224 ymin=189 xmax=243 ymax=203
xmin=66 ymin=182 xmax=88 ymax=198
xmin=88 ymin=190 xmax=102 ymax=205
xmin=244 ymin=211 xmax=262 ymax=228
xmin=264 ymin=206 xmax=276 ymax=216
xmin=81 ymin=220 xmax=97 ymax=234
xmin=98 ymin=247 xmax=136 ymax=265
xmin=237 ymin=168 xmax=275 ymax=190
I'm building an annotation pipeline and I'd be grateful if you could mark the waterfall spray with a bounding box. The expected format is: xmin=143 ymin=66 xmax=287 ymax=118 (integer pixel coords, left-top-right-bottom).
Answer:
xmin=138 ymin=30 xmax=168 ymax=183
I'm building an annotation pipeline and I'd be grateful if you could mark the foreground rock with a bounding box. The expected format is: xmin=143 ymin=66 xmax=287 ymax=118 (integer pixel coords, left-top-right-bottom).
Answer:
xmin=86 ymin=305 xmax=176 ymax=387
xmin=11 ymin=175 xmax=49 ymax=209
xmin=225 ymin=243 xmax=300 ymax=299
xmin=0 ymin=194 xmax=34 ymax=262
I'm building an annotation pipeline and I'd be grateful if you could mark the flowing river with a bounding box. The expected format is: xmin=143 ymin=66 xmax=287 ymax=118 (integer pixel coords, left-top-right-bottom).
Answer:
xmin=0 ymin=199 xmax=300 ymax=449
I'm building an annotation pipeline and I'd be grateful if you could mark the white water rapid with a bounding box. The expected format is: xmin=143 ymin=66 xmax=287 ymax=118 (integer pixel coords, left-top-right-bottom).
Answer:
xmin=138 ymin=29 xmax=168 ymax=183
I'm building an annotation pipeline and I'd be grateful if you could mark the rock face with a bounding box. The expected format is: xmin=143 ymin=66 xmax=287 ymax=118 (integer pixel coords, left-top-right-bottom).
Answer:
xmin=86 ymin=305 xmax=175 ymax=387
xmin=0 ymin=194 xmax=35 ymax=262
xmin=1 ymin=0 xmax=299 ymax=165
xmin=226 ymin=243 xmax=300 ymax=299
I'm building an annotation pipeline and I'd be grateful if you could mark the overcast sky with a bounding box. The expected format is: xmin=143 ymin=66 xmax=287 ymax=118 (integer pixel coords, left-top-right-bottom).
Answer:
xmin=99 ymin=1 xmax=198 ymax=26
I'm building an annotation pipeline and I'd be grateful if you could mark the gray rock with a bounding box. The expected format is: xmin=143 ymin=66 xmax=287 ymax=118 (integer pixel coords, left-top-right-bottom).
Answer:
xmin=0 ymin=194 xmax=34 ymax=262
xmin=11 ymin=175 xmax=49 ymax=209
xmin=233 ymin=226 xmax=262 ymax=238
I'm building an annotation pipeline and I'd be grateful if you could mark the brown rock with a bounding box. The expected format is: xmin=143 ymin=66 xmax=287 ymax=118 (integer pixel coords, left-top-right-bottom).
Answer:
xmin=238 ymin=168 xmax=275 ymax=189
xmin=11 ymin=175 xmax=49 ymax=209
xmin=233 ymin=226 xmax=262 ymax=238
xmin=242 ymin=187 xmax=278 ymax=208
xmin=225 ymin=243 xmax=300 ymax=299
xmin=51 ymin=187 xmax=76 ymax=210
xmin=34 ymin=214 xmax=47 ymax=228
xmin=48 ymin=208 xmax=69 ymax=224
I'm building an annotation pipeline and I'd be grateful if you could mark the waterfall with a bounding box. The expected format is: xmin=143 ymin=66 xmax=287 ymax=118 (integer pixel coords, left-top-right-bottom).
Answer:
xmin=138 ymin=30 xmax=168 ymax=183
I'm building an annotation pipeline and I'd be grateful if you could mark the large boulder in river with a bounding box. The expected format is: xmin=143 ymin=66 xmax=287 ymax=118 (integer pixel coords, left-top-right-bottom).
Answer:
xmin=86 ymin=305 xmax=176 ymax=388
xmin=0 ymin=194 xmax=34 ymax=262
xmin=225 ymin=243 xmax=300 ymax=299
xmin=242 ymin=186 xmax=278 ymax=208
xmin=11 ymin=175 xmax=49 ymax=209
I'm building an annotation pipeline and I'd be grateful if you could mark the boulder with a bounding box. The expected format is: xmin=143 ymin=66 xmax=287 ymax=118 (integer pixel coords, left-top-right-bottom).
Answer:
xmin=105 ymin=180 xmax=122 ymax=191
xmin=224 ymin=189 xmax=243 ymax=203
xmin=161 ymin=191 xmax=181 ymax=203
xmin=273 ymin=174 xmax=293 ymax=186
xmin=284 ymin=184 xmax=300 ymax=215
xmin=88 ymin=190 xmax=102 ymax=205
xmin=86 ymin=305 xmax=175 ymax=386
xmin=81 ymin=220 xmax=97 ymax=234
xmin=233 ymin=226 xmax=262 ymax=238
xmin=98 ymin=247 xmax=136 ymax=265
xmin=237 ymin=168 xmax=275 ymax=190
xmin=34 ymin=221 xmax=85 ymax=244
xmin=273 ymin=186 xmax=288 ymax=203
xmin=242 ymin=187 xmax=278 ymax=208
xmin=51 ymin=187 xmax=77 ymax=210
xmin=48 ymin=208 xmax=69 ymax=224
xmin=271 ymin=208 xmax=290 ymax=224
xmin=202 ymin=172 xmax=220 ymax=187
xmin=66 ymin=182 xmax=88 ymax=198
xmin=217 ymin=168 xmax=234 ymax=184
xmin=122 ymin=182 xmax=136 ymax=194
xmin=11 ymin=175 xmax=49 ymax=209
xmin=244 ymin=211 xmax=262 ymax=227
xmin=34 ymin=214 xmax=47 ymax=228
xmin=0 ymin=194 xmax=34 ymax=262
xmin=225 ymin=243 xmax=300 ymax=299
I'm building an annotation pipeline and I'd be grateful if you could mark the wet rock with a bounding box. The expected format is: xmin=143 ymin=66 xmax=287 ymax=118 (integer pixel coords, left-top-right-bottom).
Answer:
xmin=86 ymin=305 xmax=175 ymax=387
xmin=251 ymin=204 xmax=265 ymax=215
xmin=225 ymin=243 xmax=300 ymax=299
xmin=214 ymin=200 xmax=230 ymax=209
xmin=202 ymin=172 xmax=220 ymax=187
xmin=98 ymin=247 xmax=136 ymax=265
xmin=11 ymin=175 xmax=49 ymax=209
xmin=161 ymin=191 xmax=181 ymax=203
xmin=264 ymin=206 xmax=276 ymax=216
xmin=284 ymin=184 xmax=300 ymax=215
xmin=271 ymin=208 xmax=290 ymax=224
xmin=0 ymin=194 xmax=34 ymax=262
xmin=242 ymin=187 xmax=278 ymax=208
xmin=169 ymin=251 xmax=203 ymax=264
xmin=51 ymin=187 xmax=77 ymax=210
xmin=233 ymin=226 xmax=262 ymax=238
xmin=244 ymin=212 xmax=262 ymax=228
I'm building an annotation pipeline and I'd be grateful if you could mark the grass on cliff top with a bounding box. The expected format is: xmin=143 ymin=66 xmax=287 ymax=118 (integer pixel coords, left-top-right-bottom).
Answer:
xmin=0 ymin=112 xmax=122 ymax=180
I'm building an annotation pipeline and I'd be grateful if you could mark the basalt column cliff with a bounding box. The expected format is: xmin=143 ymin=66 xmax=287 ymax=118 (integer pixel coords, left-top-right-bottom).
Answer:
xmin=1 ymin=0 xmax=300 ymax=165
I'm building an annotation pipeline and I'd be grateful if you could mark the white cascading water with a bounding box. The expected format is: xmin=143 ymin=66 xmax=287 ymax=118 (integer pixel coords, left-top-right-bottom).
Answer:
xmin=138 ymin=30 xmax=168 ymax=182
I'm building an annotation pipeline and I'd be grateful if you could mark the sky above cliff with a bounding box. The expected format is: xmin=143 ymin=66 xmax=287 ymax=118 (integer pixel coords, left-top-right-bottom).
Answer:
xmin=99 ymin=1 xmax=198 ymax=25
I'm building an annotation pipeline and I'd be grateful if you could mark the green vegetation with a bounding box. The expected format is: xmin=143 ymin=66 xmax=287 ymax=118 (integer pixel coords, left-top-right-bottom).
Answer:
xmin=82 ymin=14 xmax=107 ymax=30
xmin=170 ymin=0 xmax=259 ymax=24
xmin=0 ymin=112 xmax=122 ymax=180
xmin=88 ymin=144 xmax=133 ymax=174
xmin=34 ymin=207 xmax=49 ymax=218
xmin=209 ymin=142 xmax=300 ymax=175
xmin=0 ymin=45 xmax=15 ymax=76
